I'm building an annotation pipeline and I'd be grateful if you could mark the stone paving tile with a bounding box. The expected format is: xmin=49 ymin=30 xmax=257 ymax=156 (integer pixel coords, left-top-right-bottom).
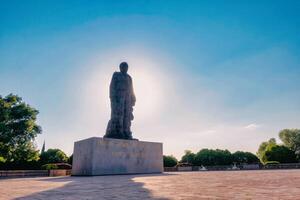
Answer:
xmin=1 ymin=169 xmax=300 ymax=200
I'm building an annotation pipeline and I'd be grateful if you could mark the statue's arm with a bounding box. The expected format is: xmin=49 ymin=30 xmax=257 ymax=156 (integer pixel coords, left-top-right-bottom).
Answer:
xmin=109 ymin=72 xmax=117 ymax=98
xmin=129 ymin=76 xmax=136 ymax=106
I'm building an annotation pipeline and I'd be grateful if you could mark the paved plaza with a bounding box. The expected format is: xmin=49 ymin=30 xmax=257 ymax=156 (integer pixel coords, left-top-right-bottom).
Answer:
xmin=1 ymin=169 xmax=300 ymax=200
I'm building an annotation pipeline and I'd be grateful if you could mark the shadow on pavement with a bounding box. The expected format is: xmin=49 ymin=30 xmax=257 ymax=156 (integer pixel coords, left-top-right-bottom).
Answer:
xmin=15 ymin=173 xmax=174 ymax=200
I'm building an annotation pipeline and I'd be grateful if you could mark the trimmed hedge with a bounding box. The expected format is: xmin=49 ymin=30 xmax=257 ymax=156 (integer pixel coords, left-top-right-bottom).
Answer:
xmin=41 ymin=164 xmax=59 ymax=170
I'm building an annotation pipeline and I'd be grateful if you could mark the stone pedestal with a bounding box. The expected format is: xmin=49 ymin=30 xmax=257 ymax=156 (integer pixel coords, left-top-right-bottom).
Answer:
xmin=72 ymin=137 xmax=163 ymax=175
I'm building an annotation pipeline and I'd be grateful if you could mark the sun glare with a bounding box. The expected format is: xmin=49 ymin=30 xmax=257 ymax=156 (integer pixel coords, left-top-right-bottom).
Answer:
xmin=80 ymin=49 xmax=168 ymax=123
xmin=129 ymin=59 xmax=164 ymax=120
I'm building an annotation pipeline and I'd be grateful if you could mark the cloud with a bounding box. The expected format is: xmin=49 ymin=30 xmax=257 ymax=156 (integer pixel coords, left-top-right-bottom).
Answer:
xmin=244 ymin=123 xmax=261 ymax=130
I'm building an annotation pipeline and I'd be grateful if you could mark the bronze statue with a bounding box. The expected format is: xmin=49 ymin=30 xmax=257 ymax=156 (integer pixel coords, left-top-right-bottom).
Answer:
xmin=104 ymin=62 xmax=136 ymax=139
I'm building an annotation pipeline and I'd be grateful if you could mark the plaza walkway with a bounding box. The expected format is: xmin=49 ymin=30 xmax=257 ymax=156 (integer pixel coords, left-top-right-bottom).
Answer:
xmin=1 ymin=169 xmax=300 ymax=199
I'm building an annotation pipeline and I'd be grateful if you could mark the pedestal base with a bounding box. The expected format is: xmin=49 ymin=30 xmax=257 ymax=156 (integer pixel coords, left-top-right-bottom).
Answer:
xmin=72 ymin=137 xmax=163 ymax=175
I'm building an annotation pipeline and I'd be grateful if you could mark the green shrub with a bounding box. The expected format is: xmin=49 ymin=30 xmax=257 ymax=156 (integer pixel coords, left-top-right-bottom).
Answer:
xmin=68 ymin=154 xmax=73 ymax=165
xmin=264 ymin=161 xmax=280 ymax=165
xmin=41 ymin=164 xmax=59 ymax=170
xmin=0 ymin=157 xmax=6 ymax=163
xmin=194 ymin=149 xmax=233 ymax=166
xmin=0 ymin=160 xmax=41 ymax=170
xmin=232 ymin=151 xmax=259 ymax=164
xmin=262 ymin=145 xmax=297 ymax=164
xmin=181 ymin=150 xmax=196 ymax=165
xmin=163 ymin=155 xmax=178 ymax=167
xmin=40 ymin=149 xmax=68 ymax=164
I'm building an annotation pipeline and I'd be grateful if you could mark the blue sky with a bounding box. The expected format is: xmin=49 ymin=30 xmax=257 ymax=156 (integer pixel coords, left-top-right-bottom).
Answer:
xmin=1 ymin=1 xmax=300 ymax=158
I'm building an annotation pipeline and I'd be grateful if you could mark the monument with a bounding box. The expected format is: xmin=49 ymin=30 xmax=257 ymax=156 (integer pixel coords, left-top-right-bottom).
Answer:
xmin=72 ymin=62 xmax=163 ymax=175
xmin=104 ymin=62 xmax=136 ymax=140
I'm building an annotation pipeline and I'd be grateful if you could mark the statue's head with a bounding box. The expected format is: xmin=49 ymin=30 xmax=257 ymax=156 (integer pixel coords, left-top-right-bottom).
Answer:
xmin=119 ymin=62 xmax=128 ymax=74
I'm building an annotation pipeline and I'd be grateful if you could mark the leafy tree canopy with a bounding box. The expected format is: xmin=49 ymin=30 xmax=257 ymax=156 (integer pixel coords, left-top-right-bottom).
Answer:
xmin=232 ymin=151 xmax=259 ymax=164
xmin=0 ymin=157 xmax=5 ymax=163
xmin=262 ymin=144 xmax=297 ymax=164
xmin=163 ymin=155 xmax=178 ymax=167
xmin=68 ymin=154 xmax=73 ymax=165
xmin=194 ymin=149 xmax=232 ymax=166
xmin=0 ymin=94 xmax=41 ymax=163
xmin=257 ymin=138 xmax=276 ymax=163
xmin=279 ymin=129 xmax=300 ymax=156
xmin=40 ymin=148 xmax=68 ymax=164
xmin=181 ymin=150 xmax=196 ymax=165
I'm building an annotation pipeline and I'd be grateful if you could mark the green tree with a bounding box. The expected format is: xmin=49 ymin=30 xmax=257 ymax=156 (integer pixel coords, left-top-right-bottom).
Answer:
xmin=13 ymin=142 xmax=40 ymax=162
xmin=194 ymin=149 xmax=232 ymax=166
xmin=163 ymin=155 xmax=178 ymax=167
xmin=68 ymin=154 xmax=73 ymax=165
xmin=279 ymin=129 xmax=300 ymax=157
xmin=0 ymin=157 xmax=5 ymax=163
xmin=232 ymin=151 xmax=259 ymax=164
xmin=181 ymin=150 xmax=196 ymax=165
xmin=0 ymin=94 xmax=41 ymax=163
xmin=257 ymin=138 xmax=276 ymax=163
xmin=262 ymin=144 xmax=297 ymax=163
xmin=41 ymin=140 xmax=45 ymax=154
xmin=40 ymin=149 xmax=68 ymax=164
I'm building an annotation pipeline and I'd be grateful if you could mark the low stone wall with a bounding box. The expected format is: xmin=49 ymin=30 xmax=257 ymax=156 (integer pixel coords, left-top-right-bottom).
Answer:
xmin=205 ymin=165 xmax=232 ymax=171
xmin=0 ymin=169 xmax=72 ymax=178
xmin=262 ymin=163 xmax=300 ymax=170
xmin=49 ymin=169 xmax=72 ymax=176
xmin=164 ymin=167 xmax=177 ymax=172
xmin=0 ymin=170 xmax=49 ymax=178
xmin=164 ymin=163 xmax=300 ymax=172
xmin=177 ymin=166 xmax=193 ymax=171
xmin=239 ymin=164 xmax=260 ymax=170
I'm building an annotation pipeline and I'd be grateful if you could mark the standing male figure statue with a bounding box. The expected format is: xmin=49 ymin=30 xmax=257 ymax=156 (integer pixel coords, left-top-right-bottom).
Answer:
xmin=104 ymin=62 xmax=136 ymax=140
